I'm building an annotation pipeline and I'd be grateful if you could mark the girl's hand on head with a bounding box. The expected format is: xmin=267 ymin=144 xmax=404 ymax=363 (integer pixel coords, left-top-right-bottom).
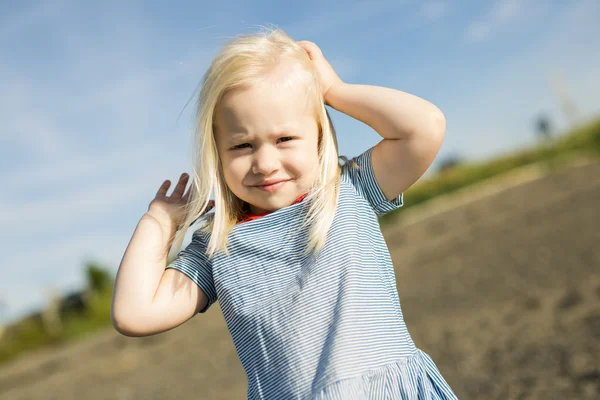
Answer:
xmin=146 ymin=173 xmax=214 ymax=232
xmin=296 ymin=40 xmax=344 ymax=105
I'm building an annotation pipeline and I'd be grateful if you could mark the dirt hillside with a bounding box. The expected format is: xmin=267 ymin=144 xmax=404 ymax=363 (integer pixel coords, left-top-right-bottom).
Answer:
xmin=1 ymin=160 xmax=598 ymax=400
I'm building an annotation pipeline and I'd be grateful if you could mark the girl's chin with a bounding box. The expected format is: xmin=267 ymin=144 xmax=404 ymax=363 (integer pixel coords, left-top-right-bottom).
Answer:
xmin=246 ymin=195 xmax=300 ymax=214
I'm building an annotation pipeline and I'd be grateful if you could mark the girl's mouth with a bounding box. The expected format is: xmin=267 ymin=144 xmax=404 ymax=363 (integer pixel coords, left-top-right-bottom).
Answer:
xmin=253 ymin=179 xmax=290 ymax=192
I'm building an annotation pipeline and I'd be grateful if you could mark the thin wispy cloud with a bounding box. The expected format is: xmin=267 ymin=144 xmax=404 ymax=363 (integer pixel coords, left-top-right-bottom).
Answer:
xmin=2 ymin=159 xmax=158 ymax=235
xmin=421 ymin=1 xmax=448 ymax=21
xmin=465 ymin=0 xmax=524 ymax=42
xmin=282 ymin=0 xmax=413 ymax=37
xmin=0 ymin=0 xmax=64 ymax=37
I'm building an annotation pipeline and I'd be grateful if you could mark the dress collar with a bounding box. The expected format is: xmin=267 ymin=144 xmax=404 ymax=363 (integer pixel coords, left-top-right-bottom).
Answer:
xmin=238 ymin=193 xmax=308 ymax=224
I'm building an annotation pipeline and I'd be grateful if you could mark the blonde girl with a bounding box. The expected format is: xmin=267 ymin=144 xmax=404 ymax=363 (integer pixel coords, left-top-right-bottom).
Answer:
xmin=112 ymin=27 xmax=457 ymax=399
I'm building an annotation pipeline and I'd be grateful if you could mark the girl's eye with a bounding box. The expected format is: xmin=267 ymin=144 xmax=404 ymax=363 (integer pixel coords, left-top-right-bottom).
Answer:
xmin=278 ymin=136 xmax=294 ymax=144
xmin=232 ymin=143 xmax=251 ymax=150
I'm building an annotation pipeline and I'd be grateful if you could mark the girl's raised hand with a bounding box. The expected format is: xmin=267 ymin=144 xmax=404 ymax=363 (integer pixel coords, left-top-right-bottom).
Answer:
xmin=146 ymin=173 xmax=213 ymax=232
xmin=296 ymin=40 xmax=344 ymax=105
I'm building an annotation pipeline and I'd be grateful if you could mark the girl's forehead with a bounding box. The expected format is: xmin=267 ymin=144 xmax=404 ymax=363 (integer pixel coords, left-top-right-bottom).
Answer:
xmin=215 ymin=81 xmax=317 ymax=133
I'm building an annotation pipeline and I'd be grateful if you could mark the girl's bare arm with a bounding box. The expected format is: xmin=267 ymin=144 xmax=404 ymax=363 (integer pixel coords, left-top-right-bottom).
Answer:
xmin=326 ymin=83 xmax=445 ymax=201
xmin=111 ymin=211 xmax=208 ymax=337
xmin=298 ymin=40 xmax=446 ymax=201
xmin=111 ymin=174 xmax=211 ymax=336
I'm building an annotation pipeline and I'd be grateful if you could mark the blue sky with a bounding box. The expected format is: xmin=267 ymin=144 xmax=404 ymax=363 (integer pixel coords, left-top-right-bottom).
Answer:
xmin=1 ymin=0 xmax=599 ymax=324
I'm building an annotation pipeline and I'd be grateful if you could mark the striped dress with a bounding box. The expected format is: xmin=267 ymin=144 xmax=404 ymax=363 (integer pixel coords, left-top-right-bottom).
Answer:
xmin=166 ymin=147 xmax=458 ymax=399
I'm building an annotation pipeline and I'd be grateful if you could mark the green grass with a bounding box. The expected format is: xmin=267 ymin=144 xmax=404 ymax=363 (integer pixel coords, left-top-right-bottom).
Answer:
xmin=379 ymin=116 xmax=600 ymax=226
xmin=60 ymin=290 xmax=114 ymax=341
xmin=0 ymin=287 xmax=114 ymax=366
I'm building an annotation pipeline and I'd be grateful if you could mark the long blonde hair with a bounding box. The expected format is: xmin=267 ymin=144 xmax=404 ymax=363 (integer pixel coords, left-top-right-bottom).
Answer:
xmin=167 ymin=26 xmax=342 ymax=262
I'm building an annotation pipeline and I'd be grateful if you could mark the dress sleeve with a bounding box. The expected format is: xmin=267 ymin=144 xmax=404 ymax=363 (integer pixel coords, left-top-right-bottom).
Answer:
xmin=165 ymin=230 xmax=217 ymax=313
xmin=341 ymin=146 xmax=404 ymax=217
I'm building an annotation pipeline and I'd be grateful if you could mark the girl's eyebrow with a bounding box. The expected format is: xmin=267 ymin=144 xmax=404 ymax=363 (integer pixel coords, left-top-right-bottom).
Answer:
xmin=229 ymin=131 xmax=250 ymax=140
xmin=228 ymin=127 xmax=300 ymax=142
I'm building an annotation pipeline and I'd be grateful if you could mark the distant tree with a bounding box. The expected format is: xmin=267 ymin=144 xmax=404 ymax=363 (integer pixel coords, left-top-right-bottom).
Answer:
xmin=0 ymin=299 xmax=7 ymax=340
xmin=85 ymin=262 xmax=113 ymax=293
xmin=59 ymin=290 xmax=89 ymax=318
xmin=437 ymin=154 xmax=464 ymax=173
xmin=535 ymin=114 xmax=553 ymax=142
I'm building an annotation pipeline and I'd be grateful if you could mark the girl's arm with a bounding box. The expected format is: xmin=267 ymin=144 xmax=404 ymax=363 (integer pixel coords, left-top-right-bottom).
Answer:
xmin=111 ymin=214 xmax=208 ymax=336
xmin=326 ymin=83 xmax=446 ymax=201
xmin=296 ymin=40 xmax=445 ymax=201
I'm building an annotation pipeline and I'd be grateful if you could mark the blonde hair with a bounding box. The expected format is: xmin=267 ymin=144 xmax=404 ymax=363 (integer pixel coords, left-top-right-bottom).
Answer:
xmin=167 ymin=26 xmax=343 ymax=262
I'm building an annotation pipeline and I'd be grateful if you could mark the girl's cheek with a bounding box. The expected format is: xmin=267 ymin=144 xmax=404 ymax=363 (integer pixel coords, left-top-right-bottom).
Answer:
xmin=287 ymin=148 xmax=318 ymax=177
xmin=226 ymin=157 xmax=249 ymax=175
xmin=291 ymin=143 xmax=318 ymax=163
xmin=285 ymin=150 xmax=305 ymax=166
xmin=222 ymin=163 xmax=245 ymax=191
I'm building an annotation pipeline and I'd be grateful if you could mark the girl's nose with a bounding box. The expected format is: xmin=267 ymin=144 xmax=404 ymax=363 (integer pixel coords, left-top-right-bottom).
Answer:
xmin=251 ymin=146 xmax=280 ymax=175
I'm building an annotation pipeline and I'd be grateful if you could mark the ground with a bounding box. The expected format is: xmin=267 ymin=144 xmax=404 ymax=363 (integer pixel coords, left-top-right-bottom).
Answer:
xmin=1 ymin=160 xmax=598 ymax=399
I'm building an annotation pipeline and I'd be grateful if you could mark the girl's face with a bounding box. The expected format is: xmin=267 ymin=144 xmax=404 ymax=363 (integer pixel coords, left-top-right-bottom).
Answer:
xmin=214 ymin=74 xmax=320 ymax=215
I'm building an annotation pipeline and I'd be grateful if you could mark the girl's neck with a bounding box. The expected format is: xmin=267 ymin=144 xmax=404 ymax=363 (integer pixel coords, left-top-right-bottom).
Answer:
xmin=238 ymin=193 xmax=308 ymax=223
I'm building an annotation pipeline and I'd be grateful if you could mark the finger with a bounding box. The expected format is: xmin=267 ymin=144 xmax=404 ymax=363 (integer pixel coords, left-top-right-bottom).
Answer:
xmin=182 ymin=178 xmax=195 ymax=202
xmin=157 ymin=180 xmax=171 ymax=196
xmin=297 ymin=40 xmax=321 ymax=57
xmin=297 ymin=40 xmax=316 ymax=49
xmin=182 ymin=188 xmax=195 ymax=204
xmin=171 ymin=173 xmax=189 ymax=198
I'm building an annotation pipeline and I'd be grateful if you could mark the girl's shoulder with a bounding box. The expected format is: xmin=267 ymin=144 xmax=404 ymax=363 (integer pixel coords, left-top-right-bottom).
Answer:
xmin=339 ymin=147 xmax=404 ymax=217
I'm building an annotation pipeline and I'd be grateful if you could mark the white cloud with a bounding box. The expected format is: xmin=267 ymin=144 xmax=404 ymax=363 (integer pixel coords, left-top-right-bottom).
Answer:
xmin=0 ymin=3 xmax=213 ymax=323
xmin=421 ymin=1 xmax=448 ymax=21
xmin=0 ymin=74 xmax=74 ymax=160
xmin=282 ymin=0 xmax=413 ymax=37
xmin=465 ymin=0 xmax=524 ymax=42
xmin=0 ymin=0 xmax=66 ymax=37
xmin=445 ymin=0 xmax=600 ymax=161
xmin=1 ymin=161 xmax=156 ymax=233
xmin=0 ymin=3 xmax=216 ymax=232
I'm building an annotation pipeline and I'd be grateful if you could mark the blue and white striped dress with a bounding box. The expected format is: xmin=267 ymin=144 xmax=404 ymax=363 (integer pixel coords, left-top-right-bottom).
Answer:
xmin=166 ymin=147 xmax=458 ymax=399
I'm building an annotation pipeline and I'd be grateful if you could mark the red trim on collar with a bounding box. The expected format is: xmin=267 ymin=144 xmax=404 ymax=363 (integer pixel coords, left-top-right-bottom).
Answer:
xmin=238 ymin=193 xmax=308 ymax=224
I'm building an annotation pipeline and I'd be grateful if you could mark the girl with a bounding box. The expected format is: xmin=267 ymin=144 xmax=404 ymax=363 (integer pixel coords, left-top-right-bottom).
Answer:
xmin=111 ymin=27 xmax=458 ymax=399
